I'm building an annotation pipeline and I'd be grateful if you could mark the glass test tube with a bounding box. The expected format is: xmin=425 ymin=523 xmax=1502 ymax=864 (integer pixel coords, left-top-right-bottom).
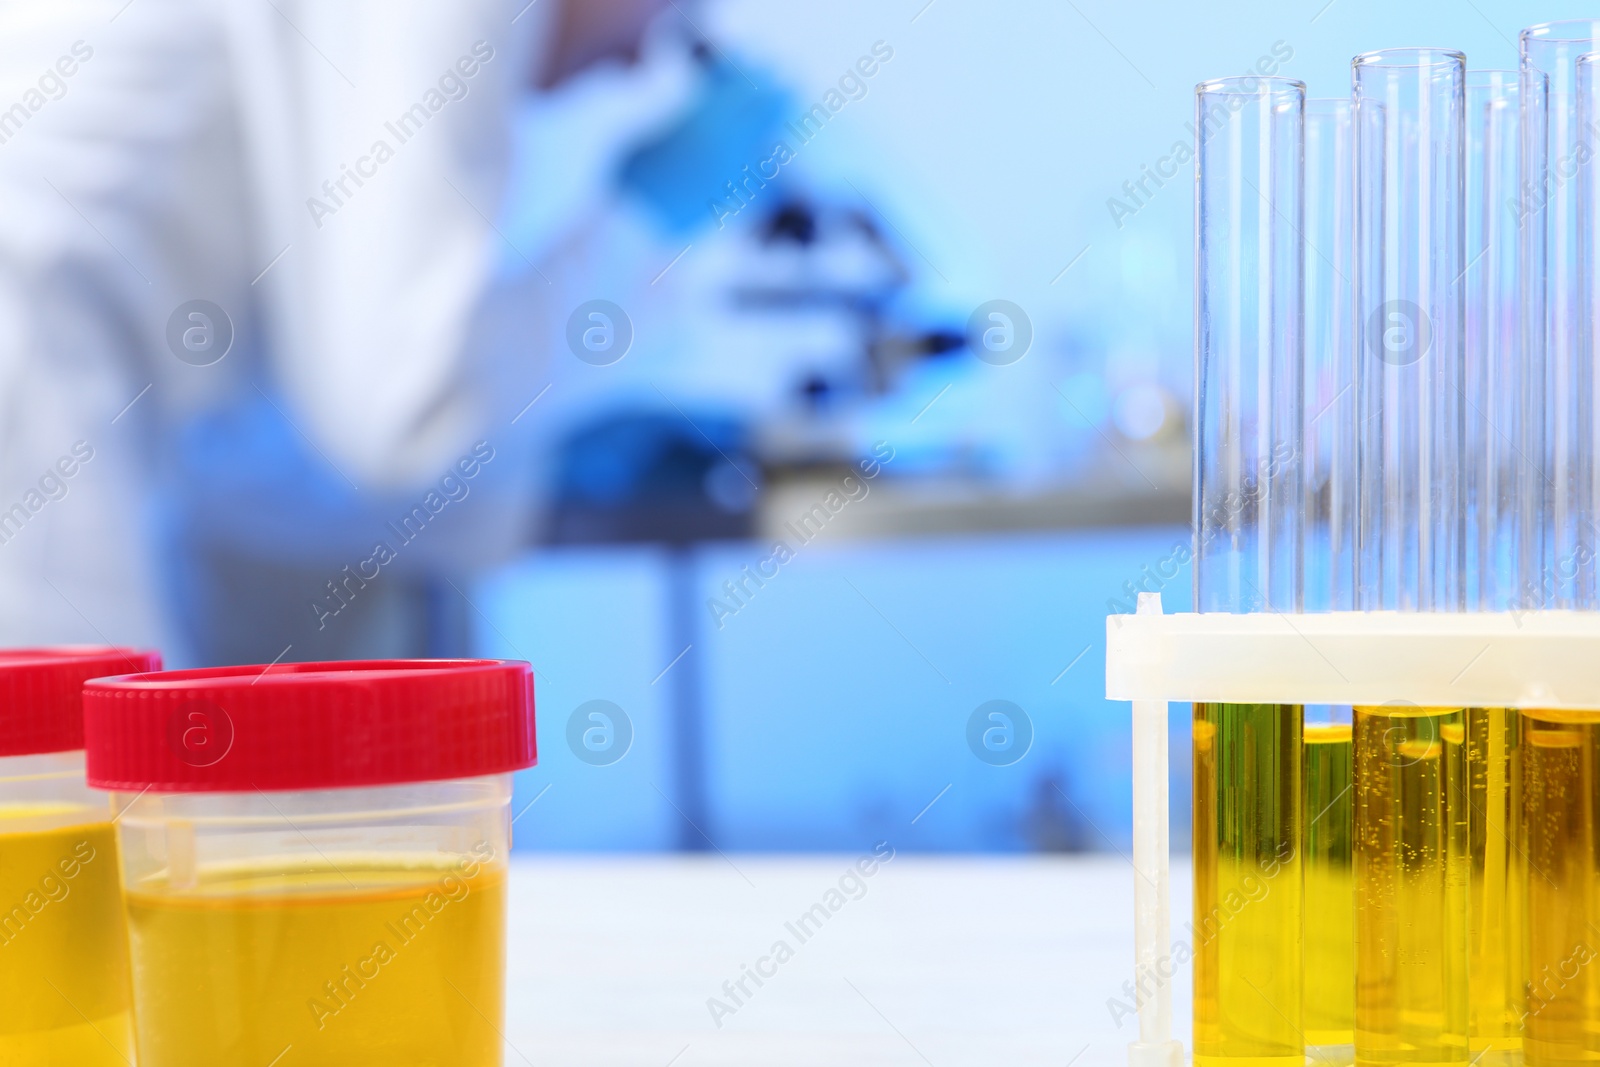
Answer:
xmin=1462 ymin=71 xmax=1528 ymax=1067
xmin=1581 ymin=49 xmax=1600 ymax=611
xmin=1354 ymin=707 xmax=1471 ymax=1065
xmin=1520 ymin=709 xmax=1600 ymax=1066
xmin=1193 ymin=75 xmax=1306 ymax=1067
xmin=1194 ymin=75 xmax=1304 ymax=616
xmin=1353 ymin=48 xmax=1467 ymax=615
xmin=1306 ymin=97 xmax=1358 ymax=617
xmin=1522 ymin=21 xmax=1600 ymax=608
xmin=1463 ymin=705 xmax=1523 ymax=1066
xmin=1302 ymin=96 xmax=1356 ymax=1059
xmin=1465 ymin=71 xmax=1532 ymax=612
xmin=1304 ymin=721 xmax=1355 ymax=1052
xmin=1352 ymin=48 xmax=1470 ymax=1066
xmin=1516 ymin=52 xmax=1600 ymax=1067
xmin=1521 ymin=63 xmax=1552 ymax=614
xmin=1193 ymin=704 xmax=1304 ymax=1067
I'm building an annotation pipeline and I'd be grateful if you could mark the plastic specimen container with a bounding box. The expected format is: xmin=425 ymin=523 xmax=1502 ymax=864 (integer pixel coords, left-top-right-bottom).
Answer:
xmin=82 ymin=659 xmax=536 ymax=1066
xmin=0 ymin=647 xmax=161 ymax=1065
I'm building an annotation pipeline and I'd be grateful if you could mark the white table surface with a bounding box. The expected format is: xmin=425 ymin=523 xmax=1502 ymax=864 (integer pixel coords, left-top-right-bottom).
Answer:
xmin=503 ymin=855 xmax=1195 ymax=1066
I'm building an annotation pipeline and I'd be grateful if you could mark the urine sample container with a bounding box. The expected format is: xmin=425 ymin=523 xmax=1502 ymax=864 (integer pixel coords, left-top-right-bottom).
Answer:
xmin=0 ymin=646 xmax=161 ymax=1066
xmin=82 ymin=659 xmax=536 ymax=1066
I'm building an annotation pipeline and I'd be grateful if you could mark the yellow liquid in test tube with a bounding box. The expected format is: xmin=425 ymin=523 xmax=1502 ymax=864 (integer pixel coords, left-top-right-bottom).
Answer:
xmin=1465 ymin=707 xmax=1522 ymax=1065
xmin=1522 ymin=710 xmax=1600 ymax=1067
xmin=1194 ymin=703 xmax=1304 ymax=1067
xmin=1353 ymin=706 xmax=1469 ymax=1066
xmin=0 ymin=808 xmax=133 ymax=1067
xmin=1304 ymin=722 xmax=1354 ymax=1050
xmin=125 ymin=859 xmax=508 ymax=1067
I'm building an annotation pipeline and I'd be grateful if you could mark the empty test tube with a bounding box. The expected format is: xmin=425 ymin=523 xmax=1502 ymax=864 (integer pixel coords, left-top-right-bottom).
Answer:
xmin=1193 ymin=75 xmax=1305 ymax=1067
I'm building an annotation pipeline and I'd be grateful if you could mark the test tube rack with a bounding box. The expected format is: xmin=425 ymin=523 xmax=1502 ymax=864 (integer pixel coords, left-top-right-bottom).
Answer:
xmin=1105 ymin=592 xmax=1600 ymax=1067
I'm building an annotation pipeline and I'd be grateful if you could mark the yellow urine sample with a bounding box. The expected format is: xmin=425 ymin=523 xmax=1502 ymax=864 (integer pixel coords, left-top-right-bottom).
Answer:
xmin=1194 ymin=703 xmax=1303 ymax=1067
xmin=125 ymin=858 xmax=508 ymax=1067
xmin=1522 ymin=710 xmax=1600 ymax=1067
xmin=1305 ymin=722 xmax=1355 ymax=1050
xmin=0 ymin=809 xmax=133 ymax=1067
xmin=1353 ymin=706 xmax=1469 ymax=1066
xmin=1464 ymin=708 xmax=1522 ymax=1066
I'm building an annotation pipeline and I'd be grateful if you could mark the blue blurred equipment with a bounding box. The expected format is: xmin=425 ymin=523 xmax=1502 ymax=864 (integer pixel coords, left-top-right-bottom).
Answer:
xmin=544 ymin=408 xmax=760 ymax=546
xmin=615 ymin=47 xmax=794 ymax=236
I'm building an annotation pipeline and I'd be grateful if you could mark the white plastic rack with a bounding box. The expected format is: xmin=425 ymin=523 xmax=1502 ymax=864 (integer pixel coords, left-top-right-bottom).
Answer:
xmin=1104 ymin=592 xmax=1600 ymax=1067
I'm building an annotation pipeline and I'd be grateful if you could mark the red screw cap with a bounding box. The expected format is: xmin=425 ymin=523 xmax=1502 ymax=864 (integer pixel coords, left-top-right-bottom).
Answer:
xmin=0 ymin=648 xmax=162 ymax=758
xmin=84 ymin=659 xmax=536 ymax=793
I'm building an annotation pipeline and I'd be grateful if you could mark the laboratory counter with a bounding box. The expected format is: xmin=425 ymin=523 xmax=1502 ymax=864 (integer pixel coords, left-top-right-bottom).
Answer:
xmin=502 ymin=854 xmax=1190 ymax=1065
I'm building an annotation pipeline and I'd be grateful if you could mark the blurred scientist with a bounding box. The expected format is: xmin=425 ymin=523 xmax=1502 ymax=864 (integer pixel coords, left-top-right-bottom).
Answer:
xmin=0 ymin=0 xmax=667 ymax=660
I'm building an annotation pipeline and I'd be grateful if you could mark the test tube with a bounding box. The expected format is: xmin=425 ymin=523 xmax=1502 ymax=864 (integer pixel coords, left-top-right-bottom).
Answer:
xmin=1581 ymin=49 xmax=1600 ymax=611
xmin=1194 ymin=75 xmax=1304 ymax=616
xmin=1463 ymin=704 xmax=1523 ymax=1066
xmin=1521 ymin=64 xmax=1552 ymax=613
xmin=1461 ymin=70 xmax=1528 ymax=1067
xmin=1302 ymin=96 xmax=1356 ymax=1060
xmin=1304 ymin=721 xmax=1354 ymax=1053
xmin=1305 ymin=97 xmax=1357 ymax=615
xmin=1464 ymin=71 xmax=1532 ymax=612
xmin=1516 ymin=48 xmax=1600 ymax=1067
xmin=1353 ymin=48 xmax=1466 ymax=615
xmin=1522 ymin=21 xmax=1600 ymax=607
xmin=1354 ymin=707 xmax=1471 ymax=1063
xmin=1193 ymin=75 xmax=1305 ymax=1067
xmin=1520 ymin=709 xmax=1600 ymax=1066
xmin=1351 ymin=47 xmax=1470 ymax=1065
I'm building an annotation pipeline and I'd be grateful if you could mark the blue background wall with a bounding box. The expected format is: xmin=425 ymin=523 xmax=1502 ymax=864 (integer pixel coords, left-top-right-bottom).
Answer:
xmin=474 ymin=527 xmax=1193 ymax=852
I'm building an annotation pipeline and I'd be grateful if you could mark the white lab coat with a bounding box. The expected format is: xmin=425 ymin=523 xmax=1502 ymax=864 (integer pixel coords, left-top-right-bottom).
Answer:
xmin=0 ymin=0 xmax=552 ymax=648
